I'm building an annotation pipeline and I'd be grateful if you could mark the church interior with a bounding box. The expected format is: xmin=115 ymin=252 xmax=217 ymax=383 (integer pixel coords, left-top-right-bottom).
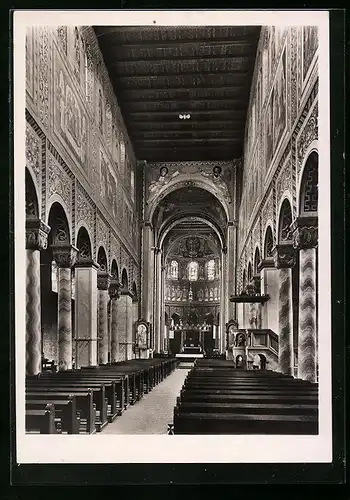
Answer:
xmin=24 ymin=24 xmax=319 ymax=435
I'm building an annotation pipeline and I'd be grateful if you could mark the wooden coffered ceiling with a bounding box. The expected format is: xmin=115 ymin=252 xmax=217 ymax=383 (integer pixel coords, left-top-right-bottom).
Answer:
xmin=94 ymin=26 xmax=261 ymax=162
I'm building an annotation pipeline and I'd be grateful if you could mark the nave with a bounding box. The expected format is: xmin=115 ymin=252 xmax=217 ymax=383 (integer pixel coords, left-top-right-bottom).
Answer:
xmin=23 ymin=23 xmax=321 ymax=437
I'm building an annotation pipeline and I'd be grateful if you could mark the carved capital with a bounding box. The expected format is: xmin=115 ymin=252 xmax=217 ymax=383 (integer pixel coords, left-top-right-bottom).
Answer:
xmin=52 ymin=244 xmax=78 ymax=269
xmin=108 ymin=279 xmax=121 ymax=300
xmin=97 ymin=271 xmax=112 ymax=291
xmin=291 ymin=217 xmax=318 ymax=250
xmin=26 ymin=218 xmax=50 ymax=251
xmin=272 ymin=244 xmax=297 ymax=269
xmin=75 ymin=256 xmax=100 ymax=270
xmin=257 ymin=258 xmax=275 ymax=272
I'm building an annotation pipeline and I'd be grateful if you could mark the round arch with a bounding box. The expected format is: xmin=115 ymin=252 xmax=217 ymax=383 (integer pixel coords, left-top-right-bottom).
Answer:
xmin=298 ymin=151 xmax=318 ymax=217
xmin=97 ymin=245 xmax=108 ymax=272
xmin=48 ymin=202 xmax=71 ymax=245
xmin=110 ymin=259 xmax=119 ymax=281
xmin=277 ymin=197 xmax=293 ymax=244
xmin=76 ymin=226 xmax=92 ymax=260
xmin=253 ymin=246 xmax=261 ymax=275
xmin=263 ymin=224 xmax=274 ymax=259
xmin=46 ymin=195 xmax=72 ymax=239
xmin=147 ymin=177 xmax=232 ymax=223
xmin=121 ymin=268 xmax=128 ymax=290
xmin=25 ymin=168 xmax=39 ymax=219
xmin=75 ymin=222 xmax=94 ymax=253
xmin=158 ymin=215 xmax=225 ymax=251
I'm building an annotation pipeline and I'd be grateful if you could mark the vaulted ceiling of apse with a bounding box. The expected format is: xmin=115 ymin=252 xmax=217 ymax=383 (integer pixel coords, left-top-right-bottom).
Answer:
xmin=93 ymin=25 xmax=261 ymax=162
xmin=153 ymin=186 xmax=226 ymax=254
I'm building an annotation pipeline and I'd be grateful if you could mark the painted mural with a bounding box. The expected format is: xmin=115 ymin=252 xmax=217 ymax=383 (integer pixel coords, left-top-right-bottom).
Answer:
xmin=56 ymin=67 xmax=88 ymax=166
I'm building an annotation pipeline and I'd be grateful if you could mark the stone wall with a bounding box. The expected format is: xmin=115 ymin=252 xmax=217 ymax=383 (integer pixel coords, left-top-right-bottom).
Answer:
xmin=25 ymin=26 xmax=140 ymax=293
xmin=238 ymin=26 xmax=319 ymax=297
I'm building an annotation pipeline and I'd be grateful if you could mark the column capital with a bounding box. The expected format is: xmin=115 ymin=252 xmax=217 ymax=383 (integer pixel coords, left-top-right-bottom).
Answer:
xmin=75 ymin=256 xmax=100 ymax=269
xmin=272 ymin=244 xmax=297 ymax=269
xmin=257 ymin=258 xmax=275 ymax=272
xmin=97 ymin=271 xmax=112 ymax=291
xmin=26 ymin=218 xmax=50 ymax=251
xmin=291 ymin=216 xmax=318 ymax=250
xmin=108 ymin=279 xmax=121 ymax=300
xmin=52 ymin=244 xmax=78 ymax=268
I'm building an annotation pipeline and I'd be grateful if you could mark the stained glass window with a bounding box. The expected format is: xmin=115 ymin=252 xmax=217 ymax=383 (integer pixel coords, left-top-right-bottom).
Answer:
xmin=207 ymin=259 xmax=215 ymax=280
xmin=188 ymin=261 xmax=198 ymax=281
xmin=170 ymin=260 xmax=178 ymax=280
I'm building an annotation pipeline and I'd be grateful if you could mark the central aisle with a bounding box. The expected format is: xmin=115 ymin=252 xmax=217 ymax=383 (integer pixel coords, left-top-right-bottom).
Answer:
xmin=101 ymin=367 xmax=190 ymax=434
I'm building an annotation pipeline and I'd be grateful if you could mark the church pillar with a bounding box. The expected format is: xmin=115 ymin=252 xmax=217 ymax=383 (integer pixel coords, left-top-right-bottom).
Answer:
xmin=26 ymin=218 xmax=50 ymax=375
xmin=52 ymin=244 xmax=78 ymax=371
xmin=97 ymin=271 xmax=111 ymax=365
xmin=142 ymin=222 xmax=154 ymax=324
xmin=219 ymin=249 xmax=227 ymax=354
xmin=154 ymin=248 xmax=162 ymax=354
xmin=117 ymin=290 xmax=133 ymax=361
xmin=74 ymin=257 xmax=99 ymax=368
xmin=292 ymin=217 xmax=318 ymax=382
xmin=109 ymin=280 xmax=121 ymax=363
xmin=226 ymin=222 xmax=237 ymax=319
xmin=273 ymin=244 xmax=297 ymax=376
xmin=258 ymin=259 xmax=279 ymax=332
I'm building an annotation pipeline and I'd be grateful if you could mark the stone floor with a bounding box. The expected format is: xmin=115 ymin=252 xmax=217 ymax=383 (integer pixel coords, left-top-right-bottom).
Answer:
xmin=101 ymin=367 xmax=190 ymax=434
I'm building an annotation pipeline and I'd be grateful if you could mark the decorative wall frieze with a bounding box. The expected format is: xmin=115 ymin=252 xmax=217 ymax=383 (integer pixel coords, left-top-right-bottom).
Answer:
xmin=37 ymin=27 xmax=49 ymax=128
xmin=26 ymin=218 xmax=50 ymax=251
xmin=297 ymin=103 xmax=318 ymax=178
xmin=76 ymin=183 xmax=95 ymax=243
xmin=47 ymin=151 xmax=72 ymax=214
xmin=26 ymin=122 xmax=42 ymax=184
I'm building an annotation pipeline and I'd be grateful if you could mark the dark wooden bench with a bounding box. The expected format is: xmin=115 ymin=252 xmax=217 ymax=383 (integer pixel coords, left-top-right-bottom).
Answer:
xmin=26 ymin=389 xmax=96 ymax=433
xmin=26 ymin=395 xmax=79 ymax=434
xmin=26 ymin=404 xmax=57 ymax=434
xmin=175 ymin=401 xmax=318 ymax=416
xmin=38 ymin=371 xmax=125 ymax=421
xmin=173 ymin=409 xmax=318 ymax=435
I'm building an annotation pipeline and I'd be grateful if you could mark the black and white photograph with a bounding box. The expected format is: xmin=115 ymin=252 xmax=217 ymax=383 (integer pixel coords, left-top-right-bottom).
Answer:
xmin=13 ymin=10 xmax=332 ymax=464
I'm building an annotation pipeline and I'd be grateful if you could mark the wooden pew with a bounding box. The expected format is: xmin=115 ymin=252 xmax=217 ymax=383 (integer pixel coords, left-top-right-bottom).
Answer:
xmin=37 ymin=371 xmax=124 ymax=421
xmin=175 ymin=401 xmax=318 ymax=416
xmin=173 ymin=408 xmax=318 ymax=435
xmin=26 ymin=404 xmax=57 ymax=434
xmin=25 ymin=389 xmax=96 ymax=434
xmin=26 ymin=395 xmax=79 ymax=434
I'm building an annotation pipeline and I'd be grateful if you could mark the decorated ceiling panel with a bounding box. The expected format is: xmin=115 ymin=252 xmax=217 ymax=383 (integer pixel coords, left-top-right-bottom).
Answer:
xmin=93 ymin=25 xmax=261 ymax=161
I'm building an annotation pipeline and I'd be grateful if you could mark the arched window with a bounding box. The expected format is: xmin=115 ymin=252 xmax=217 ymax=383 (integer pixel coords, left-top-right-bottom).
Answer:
xmin=170 ymin=260 xmax=178 ymax=280
xmin=188 ymin=261 xmax=198 ymax=281
xmin=206 ymin=259 xmax=215 ymax=280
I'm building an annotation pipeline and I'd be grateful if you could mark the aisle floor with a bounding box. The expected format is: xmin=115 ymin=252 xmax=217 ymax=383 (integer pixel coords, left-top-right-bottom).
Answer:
xmin=101 ymin=367 xmax=190 ymax=434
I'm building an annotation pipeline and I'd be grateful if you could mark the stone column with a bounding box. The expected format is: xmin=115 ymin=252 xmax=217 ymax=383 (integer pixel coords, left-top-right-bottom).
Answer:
xmin=117 ymin=289 xmax=134 ymax=361
xmin=141 ymin=222 xmax=154 ymax=323
xmin=52 ymin=244 xmax=78 ymax=371
xmin=154 ymin=248 xmax=162 ymax=354
xmin=109 ymin=280 xmax=121 ymax=363
xmin=26 ymin=218 xmax=50 ymax=376
xmin=74 ymin=258 xmax=99 ymax=368
xmin=273 ymin=244 xmax=297 ymax=376
xmin=226 ymin=221 xmax=237 ymax=320
xmin=292 ymin=217 xmax=318 ymax=382
xmin=97 ymin=271 xmax=111 ymax=365
xmin=219 ymin=250 xmax=227 ymax=353
xmin=258 ymin=258 xmax=278 ymax=331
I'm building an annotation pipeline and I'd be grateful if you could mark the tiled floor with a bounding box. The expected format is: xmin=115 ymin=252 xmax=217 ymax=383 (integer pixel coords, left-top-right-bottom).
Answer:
xmin=101 ymin=367 xmax=190 ymax=434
